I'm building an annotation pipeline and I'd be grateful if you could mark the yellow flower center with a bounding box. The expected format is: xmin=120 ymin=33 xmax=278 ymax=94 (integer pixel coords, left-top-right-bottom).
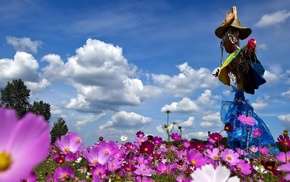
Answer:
xmin=65 ymin=148 xmax=70 ymax=153
xmin=227 ymin=156 xmax=232 ymax=161
xmin=214 ymin=155 xmax=218 ymax=160
xmin=191 ymin=160 xmax=196 ymax=165
xmin=93 ymin=159 xmax=98 ymax=164
xmin=0 ymin=151 xmax=12 ymax=172
xmin=244 ymin=119 xmax=248 ymax=123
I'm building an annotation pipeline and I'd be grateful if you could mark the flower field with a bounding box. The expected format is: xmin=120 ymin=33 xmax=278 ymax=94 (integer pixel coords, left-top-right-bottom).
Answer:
xmin=1 ymin=107 xmax=290 ymax=181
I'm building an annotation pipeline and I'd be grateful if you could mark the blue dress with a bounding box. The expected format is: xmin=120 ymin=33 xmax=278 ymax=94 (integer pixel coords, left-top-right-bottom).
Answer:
xmin=221 ymin=86 xmax=279 ymax=156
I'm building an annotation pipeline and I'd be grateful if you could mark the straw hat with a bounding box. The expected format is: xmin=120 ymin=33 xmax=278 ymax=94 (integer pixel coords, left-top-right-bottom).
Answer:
xmin=215 ymin=6 xmax=251 ymax=40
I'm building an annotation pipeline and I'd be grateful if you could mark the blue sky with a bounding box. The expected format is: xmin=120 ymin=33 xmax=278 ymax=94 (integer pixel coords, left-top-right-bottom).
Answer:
xmin=1 ymin=0 xmax=290 ymax=146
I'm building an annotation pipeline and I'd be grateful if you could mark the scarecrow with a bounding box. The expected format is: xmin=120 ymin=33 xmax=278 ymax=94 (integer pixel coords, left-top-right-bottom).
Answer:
xmin=214 ymin=6 xmax=279 ymax=155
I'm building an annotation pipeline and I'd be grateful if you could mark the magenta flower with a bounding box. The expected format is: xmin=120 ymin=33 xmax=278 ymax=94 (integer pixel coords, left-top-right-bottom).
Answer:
xmin=107 ymin=158 xmax=123 ymax=172
xmin=92 ymin=165 xmax=107 ymax=180
xmin=183 ymin=140 xmax=190 ymax=148
xmin=279 ymin=163 xmax=290 ymax=181
xmin=135 ymin=176 xmax=153 ymax=182
xmin=156 ymin=162 xmax=177 ymax=175
xmin=206 ymin=148 xmax=220 ymax=161
xmin=152 ymin=136 xmax=163 ymax=145
xmin=83 ymin=145 xmax=111 ymax=166
xmin=187 ymin=149 xmax=209 ymax=169
xmin=236 ymin=148 xmax=248 ymax=157
xmin=259 ymin=146 xmax=269 ymax=155
xmin=236 ymin=160 xmax=252 ymax=175
xmin=170 ymin=133 xmax=181 ymax=141
xmin=278 ymin=135 xmax=290 ymax=148
xmin=0 ymin=108 xmax=50 ymax=181
xmin=55 ymin=132 xmax=83 ymax=154
xmin=238 ymin=114 xmax=255 ymax=126
xmin=53 ymin=166 xmax=74 ymax=181
xmin=208 ymin=132 xmax=223 ymax=144
xmin=134 ymin=163 xmax=154 ymax=176
xmin=139 ymin=140 xmax=155 ymax=156
xmin=252 ymin=128 xmax=262 ymax=138
xmin=277 ymin=151 xmax=290 ymax=163
xmin=220 ymin=148 xmax=240 ymax=166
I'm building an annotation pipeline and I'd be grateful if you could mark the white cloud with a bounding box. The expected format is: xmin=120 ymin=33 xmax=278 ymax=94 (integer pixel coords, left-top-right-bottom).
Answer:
xmin=99 ymin=111 xmax=151 ymax=130
xmin=42 ymin=39 xmax=159 ymax=113
xmin=76 ymin=112 xmax=105 ymax=127
xmin=200 ymin=112 xmax=223 ymax=129
xmin=251 ymin=94 xmax=269 ymax=110
xmin=278 ymin=114 xmax=290 ymax=129
xmin=0 ymin=51 xmax=40 ymax=86
xmin=66 ymin=94 xmax=90 ymax=110
xmin=42 ymin=54 xmax=65 ymax=81
xmin=151 ymin=62 xmax=218 ymax=97
xmin=255 ymin=10 xmax=290 ymax=27
xmin=6 ymin=36 xmax=42 ymax=54
xmin=264 ymin=70 xmax=279 ymax=84
xmin=25 ymin=78 xmax=50 ymax=91
xmin=281 ymin=88 xmax=290 ymax=99
xmin=197 ymin=89 xmax=219 ymax=107
xmin=161 ymin=97 xmax=200 ymax=113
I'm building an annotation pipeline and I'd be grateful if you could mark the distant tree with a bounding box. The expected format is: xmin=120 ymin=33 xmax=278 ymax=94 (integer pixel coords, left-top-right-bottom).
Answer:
xmin=50 ymin=118 xmax=69 ymax=144
xmin=0 ymin=79 xmax=30 ymax=118
xmin=29 ymin=101 xmax=51 ymax=121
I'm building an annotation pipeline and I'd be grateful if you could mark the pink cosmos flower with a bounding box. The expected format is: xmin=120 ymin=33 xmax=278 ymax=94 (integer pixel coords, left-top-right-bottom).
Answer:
xmin=208 ymin=132 xmax=223 ymax=144
xmin=191 ymin=164 xmax=240 ymax=182
xmin=55 ymin=132 xmax=83 ymax=154
xmin=220 ymin=148 xmax=240 ymax=166
xmin=135 ymin=176 xmax=153 ymax=182
xmin=107 ymin=158 xmax=123 ymax=172
xmin=187 ymin=149 xmax=210 ymax=169
xmin=238 ymin=114 xmax=255 ymax=126
xmin=259 ymin=146 xmax=269 ymax=155
xmin=278 ymin=135 xmax=290 ymax=148
xmin=170 ymin=133 xmax=181 ymax=141
xmin=252 ymin=128 xmax=262 ymax=138
xmin=53 ymin=166 xmax=74 ymax=181
xmin=236 ymin=160 xmax=252 ymax=175
xmin=134 ymin=163 xmax=154 ymax=176
xmin=206 ymin=148 xmax=220 ymax=161
xmin=183 ymin=140 xmax=191 ymax=148
xmin=0 ymin=108 xmax=50 ymax=181
xmin=249 ymin=145 xmax=259 ymax=153
xmin=152 ymin=136 xmax=163 ymax=145
xmin=156 ymin=161 xmax=177 ymax=175
xmin=276 ymin=151 xmax=290 ymax=163
xmin=279 ymin=163 xmax=290 ymax=181
xmin=83 ymin=145 xmax=111 ymax=166
xmin=236 ymin=148 xmax=248 ymax=157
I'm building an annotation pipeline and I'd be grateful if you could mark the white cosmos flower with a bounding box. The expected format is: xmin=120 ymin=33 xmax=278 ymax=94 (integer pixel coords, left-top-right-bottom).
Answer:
xmin=191 ymin=164 xmax=240 ymax=182
xmin=120 ymin=135 xmax=128 ymax=142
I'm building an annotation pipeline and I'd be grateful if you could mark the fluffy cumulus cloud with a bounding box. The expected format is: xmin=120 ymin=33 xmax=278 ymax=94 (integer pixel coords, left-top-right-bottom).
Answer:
xmin=161 ymin=97 xmax=200 ymax=113
xmin=6 ymin=36 xmax=43 ymax=54
xmin=255 ymin=10 xmax=290 ymax=27
xmin=263 ymin=70 xmax=279 ymax=85
xmin=151 ymin=62 xmax=218 ymax=97
xmin=160 ymin=89 xmax=219 ymax=114
xmin=200 ymin=112 xmax=223 ymax=129
xmin=251 ymin=94 xmax=269 ymax=110
xmin=99 ymin=111 xmax=151 ymax=130
xmin=42 ymin=39 xmax=158 ymax=113
xmin=0 ymin=51 xmax=42 ymax=87
xmin=278 ymin=114 xmax=290 ymax=129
